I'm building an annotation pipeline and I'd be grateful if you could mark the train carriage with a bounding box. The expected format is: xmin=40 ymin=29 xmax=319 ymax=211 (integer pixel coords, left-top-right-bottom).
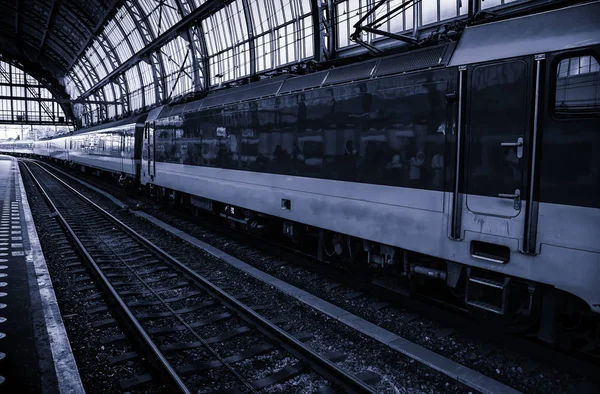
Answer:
xmin=140 ymin=1 xmax=600 ymax=335
xmin=0 ymin=0 xmax=597 ymax=346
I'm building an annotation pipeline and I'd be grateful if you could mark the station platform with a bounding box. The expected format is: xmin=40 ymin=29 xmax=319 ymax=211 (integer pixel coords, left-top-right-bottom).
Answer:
xmin=0 ymin=155 xmax=83 ymax=393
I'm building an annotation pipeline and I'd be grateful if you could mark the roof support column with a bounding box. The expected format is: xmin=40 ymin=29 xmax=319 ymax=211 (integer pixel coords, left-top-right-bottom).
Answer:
xmin=39 ymin=0 xmax=57 ymax=56
xmin=241 ymin=0 xmax=256 ymax=76
xmin=311 ymin=0 xmax=334 ymax=62
xmin=172 ymin=0 xmax=205 ymax=93
xmin=110 ymin=18 xmax=140 ymax=113
xmin=194 ymin=24 xmax=211 ymax=92
xmin=127 ymin=1 xmax=167 ymax=105
xmin=99 ymin=32 xmax=130 ymax=116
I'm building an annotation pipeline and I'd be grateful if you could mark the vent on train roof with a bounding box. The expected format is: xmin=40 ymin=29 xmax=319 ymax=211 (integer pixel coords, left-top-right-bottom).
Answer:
xmin=74 ymin=114 xmax=144 ymax=134
xmin=375 ymin=43 xmax=455 ymax=77
xmin=169 ymin=104 xmax=185 ymax=116
xmin=203 ymin=78 xmax=287 ymax=108
xmin=209 ymin=75 xmax=290 ymax=98
xmin=323 ymin=60 xmax=378 ymax=86
xmin=158 ymin=106 xmax=174 ymax=118
xmin=278 ymin=71 xmax=328 ymax=94
xmin=183 ymin=100 xmax=203 ymax=114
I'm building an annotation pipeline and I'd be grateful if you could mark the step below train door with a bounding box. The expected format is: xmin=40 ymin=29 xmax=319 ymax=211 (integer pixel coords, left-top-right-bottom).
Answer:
xmin=462 ymin=59 xmax=533 ymax=262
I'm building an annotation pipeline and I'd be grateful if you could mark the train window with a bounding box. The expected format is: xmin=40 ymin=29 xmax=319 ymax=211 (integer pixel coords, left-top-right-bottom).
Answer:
xmin=555 ymin=55 xmax=600 ymax=115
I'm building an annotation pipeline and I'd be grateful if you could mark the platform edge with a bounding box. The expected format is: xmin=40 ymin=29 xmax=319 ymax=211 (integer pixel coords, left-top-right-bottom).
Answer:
xmin=15 ymin=159 xmax=86 ymax=394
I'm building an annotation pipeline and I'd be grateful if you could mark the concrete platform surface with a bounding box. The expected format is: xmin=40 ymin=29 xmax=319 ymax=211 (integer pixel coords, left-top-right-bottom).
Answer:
xmin=0 ymin=155 xmax=84 ymax=393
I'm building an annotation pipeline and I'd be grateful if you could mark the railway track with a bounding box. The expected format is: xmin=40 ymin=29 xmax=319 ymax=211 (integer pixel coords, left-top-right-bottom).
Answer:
xmin=29 ymin=159 xmax=600 ymax=393
xmin=22 ymin=159 xmax=378 ymax=394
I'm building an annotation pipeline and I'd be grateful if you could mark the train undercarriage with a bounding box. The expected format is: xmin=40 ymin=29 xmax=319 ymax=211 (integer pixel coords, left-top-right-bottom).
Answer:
xmin=139 ymin=181 xmax=598 ymax=355
xmin=4 ymin=153 xmax=599 ymax=359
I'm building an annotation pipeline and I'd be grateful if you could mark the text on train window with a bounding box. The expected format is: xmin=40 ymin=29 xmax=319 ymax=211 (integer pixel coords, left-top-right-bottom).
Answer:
xmin=555 ymin=55 xmax=600 ymax=114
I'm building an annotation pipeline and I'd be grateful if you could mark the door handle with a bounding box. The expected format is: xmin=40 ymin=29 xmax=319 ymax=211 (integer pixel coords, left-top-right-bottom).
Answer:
xmin=498 ymin=189 xmax=521 ymax=210
xmin=500 ymin=137 xmax=523 ymax=158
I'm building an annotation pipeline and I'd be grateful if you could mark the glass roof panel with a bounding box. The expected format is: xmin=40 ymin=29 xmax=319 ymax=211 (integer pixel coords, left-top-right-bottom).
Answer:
xmin=105 ymin=16 xmax=132 ymax=62
xmin=337 ymin=0 xmax=469 ymax=48
xmin=250 ymin=0 xmax=270 ymax=35
xmin=180 ymin=0 xmax=204 ymax=15
xmin=103 ymin=85 xmax=117 ymax=118
xmin=123 ymin=66 xmax=143 ymax=112
xmin=84 ymin=45 xmax=108 ymax=81
xmin=137 ymin=60 xmax=157 ymax=108
xmin=203 ymin=0 xmax=251 ymax=85
xmin=80 ymin=57 xmax=99 ymax=85
xmin=0 ymin=60 xmax=70 ymax=126
xmin=93 ymin=40 xmax=114 ymax=75
xmin=161 ymin=36 xmax=195 ymax=98
xmin=138 ymin=0 xmax=183 ymax=37
xmin=103 ymin=85 xmax=115 ymax=102
xmin=125 ymin=66 xmax=142 ymax=92
xmin=250 ymin=0 xmax=313 ymax=71
xmin=120 ymin=5 xmax=146 ymax=53
xmin=71 ymin=63 xmax=91 ymax=92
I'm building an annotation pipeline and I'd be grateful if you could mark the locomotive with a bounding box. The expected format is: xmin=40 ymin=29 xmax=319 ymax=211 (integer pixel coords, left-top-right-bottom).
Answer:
xmin=2 ymin=1 xmax=599 ymax=346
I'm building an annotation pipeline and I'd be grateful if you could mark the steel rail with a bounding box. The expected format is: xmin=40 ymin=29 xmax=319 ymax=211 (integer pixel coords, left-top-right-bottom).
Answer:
xmin=21 ymin=160 xmax=192 ymax=394
xmin=24 ymin=159 xmax=377 ymax=394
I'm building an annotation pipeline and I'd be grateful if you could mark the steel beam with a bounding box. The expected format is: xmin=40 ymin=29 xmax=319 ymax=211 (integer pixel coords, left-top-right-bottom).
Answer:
xmin=241 ymin=0 xmax=255 ymax=76
xmin=15 ymin=0 xmax=21 ymax=39
xmin=39 ymin=0 xmax=58 ymax=55
xmin=99 ymin=30 xmax=129 ymax=114
xmin=66 ymin=1 xmax=124 ymax=71
xmin=310 ymin=0 xmax=333 ymax=62
xmin=193 ymin=24 xmax=210 ymax=92
xmin=0 ymin=120 xmax=70 ymax=125
xmin=0 ymin=96 xmax=122 ymax=105
xmin=172 ymin=0 xmax=206 ymax=92
xmin=127 ymin=1 xmax=166 ymax=105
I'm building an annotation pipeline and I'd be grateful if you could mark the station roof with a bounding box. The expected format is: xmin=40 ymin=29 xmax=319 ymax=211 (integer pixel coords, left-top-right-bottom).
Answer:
xmin=0 ymin=0 xmax=120 ymax=82
xmin=0 ymin=0 xmax=578 ymax=128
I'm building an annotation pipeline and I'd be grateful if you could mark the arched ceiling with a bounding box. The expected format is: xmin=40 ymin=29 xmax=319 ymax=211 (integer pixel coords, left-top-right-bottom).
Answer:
xmin=0 ymin=0 xmax=121 ymax=79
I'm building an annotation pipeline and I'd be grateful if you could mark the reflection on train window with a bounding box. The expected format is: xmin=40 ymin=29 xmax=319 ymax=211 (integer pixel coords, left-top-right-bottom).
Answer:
xmin=150 ymin=75 xmax=450 ymax=191
xmin=555 ymin=55 xmax=600 ymax=114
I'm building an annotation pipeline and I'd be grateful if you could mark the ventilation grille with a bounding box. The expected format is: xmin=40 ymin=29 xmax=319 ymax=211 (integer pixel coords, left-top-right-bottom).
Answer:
xmin=203 ymin=80 xmax=286 ymax=108
xmin=375 ymin=44 xmax=451 ymax=77
xmin=183 ymin=100 xmax=204 ymax=114
xmin=169 ymin=104 xmax=185 ymax=116
xmin=323 ymin=60 xmax=377 ymax=86
xmin=158 ymin=106 xmax=174 ymax=118
xmin=279 ymin=71 xmax=328 ymax=94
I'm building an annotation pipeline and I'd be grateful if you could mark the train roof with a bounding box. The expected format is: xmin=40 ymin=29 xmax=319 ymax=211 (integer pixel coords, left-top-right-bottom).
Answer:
xmin=449 ymin=0 xmax=600 ymax=66
xmin=153 ymin=43 xmax=457 ymax=120
xmin=72 ymin=113 xmax=149 ymax=136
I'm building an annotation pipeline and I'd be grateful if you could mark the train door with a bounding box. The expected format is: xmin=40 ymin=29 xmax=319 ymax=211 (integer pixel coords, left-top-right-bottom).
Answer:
xmin=120 ymin=134 xmax=125 ymax=174
xmin=453 ymin=58 xmax=541 ymax=260
xmin=466 ymin=60 xmax=529 ymax=218
xmin=147 ymin=122 xmax=156 ymax=180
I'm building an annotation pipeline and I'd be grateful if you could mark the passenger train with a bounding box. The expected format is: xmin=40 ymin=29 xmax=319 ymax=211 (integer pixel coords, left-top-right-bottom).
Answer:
xmin=2 ymin=1 xmax=599 ymax=345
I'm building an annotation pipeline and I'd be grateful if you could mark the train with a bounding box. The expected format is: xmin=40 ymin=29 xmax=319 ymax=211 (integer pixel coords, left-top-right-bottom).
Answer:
xmin=2 ymin=1 xmax=599 ymax=347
